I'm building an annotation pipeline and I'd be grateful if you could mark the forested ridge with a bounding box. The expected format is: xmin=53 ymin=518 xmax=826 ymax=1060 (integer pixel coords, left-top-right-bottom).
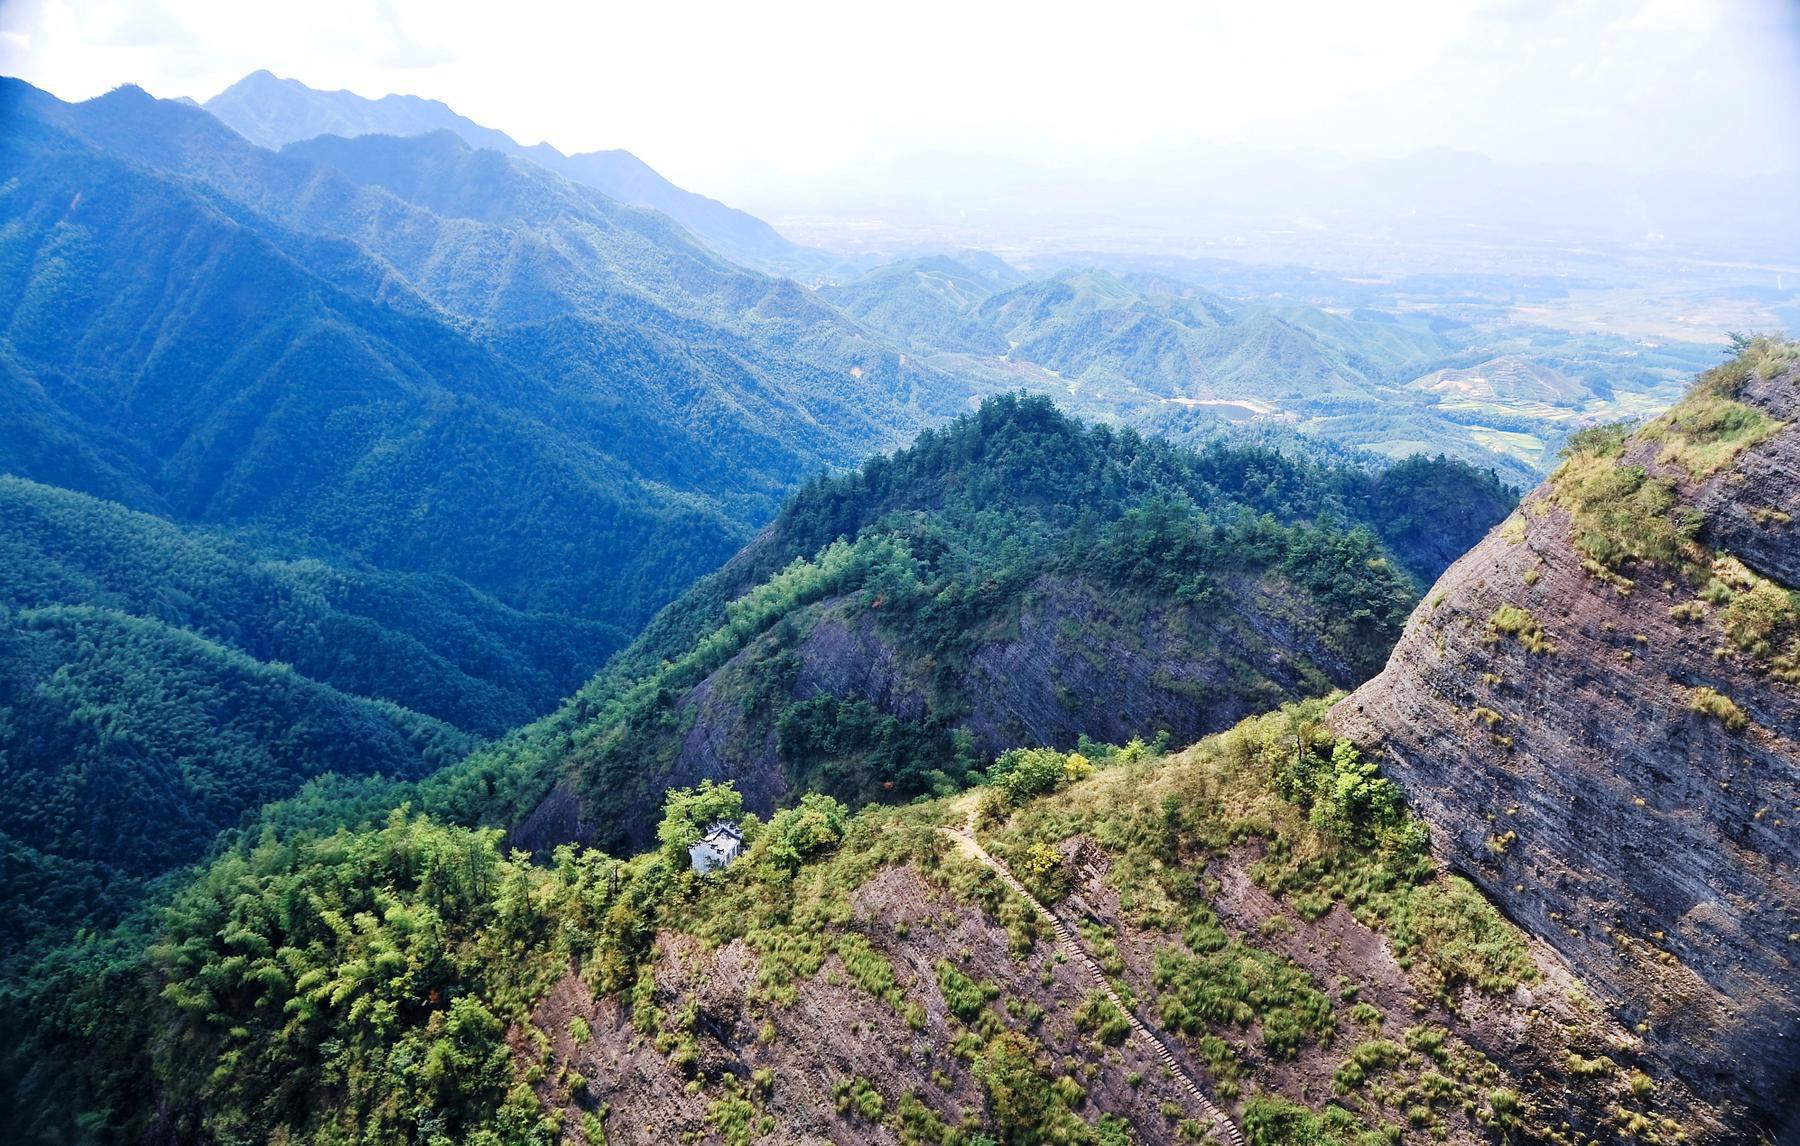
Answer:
xmin=0 ymin=77 xmax=957 ymax=634
xmin=0 ymin=475 xmax=617 ymax=733
xmin=411 ymin=394 xmax=1515 ymax=856
xmin=0 ymin=602 xmax=474 ymax=939
xmin=0 ymin=471 xmax=605 ymax=940
xmin=570 ymin=391 xmax=1513 ymax=701
xmin=0 ymin=72 xmax=1600 ymax=1146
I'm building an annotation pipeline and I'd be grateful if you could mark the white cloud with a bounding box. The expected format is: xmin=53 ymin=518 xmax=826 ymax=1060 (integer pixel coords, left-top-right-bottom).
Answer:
xmin=3 ymin=0 xmax=1796 ymax=198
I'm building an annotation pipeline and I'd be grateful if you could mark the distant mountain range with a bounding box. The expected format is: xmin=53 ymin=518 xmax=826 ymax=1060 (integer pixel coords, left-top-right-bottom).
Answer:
xmin=823 ymin=258 xmax=1443 ymax=404
xmin=203 ymin=70 xmax=844 ymax=277
xmin=0 ymin=72 xmax=966 ymax=956
xmin=821 ymin=255 xmax=1715 ymax=485
xmin=1 ymin=78 xmax=956 ymax=626
xmin=175 ymin=71 xmax=1726 ymax=484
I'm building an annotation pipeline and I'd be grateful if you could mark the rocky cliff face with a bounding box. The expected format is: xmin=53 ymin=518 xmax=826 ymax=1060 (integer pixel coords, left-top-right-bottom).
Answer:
xmin=585 ymin=569 xmax=1358 ymax=851
xmin=1330 ymin=347 xmax=1800 ymax=1142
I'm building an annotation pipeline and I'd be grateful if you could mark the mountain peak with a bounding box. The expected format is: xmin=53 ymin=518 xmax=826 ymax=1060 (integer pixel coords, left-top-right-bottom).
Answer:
xmin=199 ymin=69 xmax=826 ymax=272
xmin=208 ymin=68 xmax=309 ymax=102
xmin=98 ymin=82 xmax=154 ymax=104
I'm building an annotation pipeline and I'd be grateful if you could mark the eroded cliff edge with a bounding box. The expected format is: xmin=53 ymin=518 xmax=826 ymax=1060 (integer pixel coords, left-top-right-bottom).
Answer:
xmin=1331 ymin=340 xmax=1800 ymax=1141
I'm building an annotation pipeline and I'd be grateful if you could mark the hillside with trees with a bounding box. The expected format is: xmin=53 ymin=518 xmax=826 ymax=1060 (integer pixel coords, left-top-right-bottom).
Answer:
xmin=0 ymin=78 xmax=958 ymax=635
xmin=0 ymin=475 xmax=616 ymax=734
xmin=426 ymin=394 xmax=1514 ymax=857
xmin=4 ymin=344 xmax=1765 ymax=1146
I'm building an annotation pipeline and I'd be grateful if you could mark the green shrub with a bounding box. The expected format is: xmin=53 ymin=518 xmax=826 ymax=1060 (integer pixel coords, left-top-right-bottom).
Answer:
xmin=1689 ymin=686 xmax=1748 ymax=731
xmin=1152 ymin=913 xmax=1335 ymax=1060
xmin=1485 ymin=604 xmax=1556 ymax=654
xmin=833 ymin=1076 xmax=885 ymax=1121
xmin=1073 ymin=990 xmax=1131 ymax=1046
xmin=1565 ymin=1051 xmax=1615 ymax=1078
xmin=936 ymin=960 xmax=998 ymax=1023
xmin=1668 ymin=601 xmax=1707 ymax=623
xmin=761 ymin=792 xmax=851 ymax=871
xmin=971 ymin=1031 xmax=1091 ymax=1143
xmin=1388 ymin=876 xmax=1537 ymax=998
xmin=581 ymin=1109 xmax=609 ymax=1145
xmin=1550 ymin=439 xmax=1697 ymax=579
xmin=1484 ymin=1087 xmax=1525 ymax=1131
xmin=1647 ymin=387 xmax=1783 ymax=477
xmin=1332 ymin=1038 xmax=1404 ymax=1093
xmin=1242 ymin=1094 xmax=1372 ymax=1145
xmin=706 ymin=1078 xmax=758 ymax=1146
xmin=989 ymin=747 xmax=1075 ymax=805
xmin=1719 ymin=578 xmax=1799 ymax=659
xmin=1404 ymin=1024 xmax=1449 ymax=1062
xmin=836 ymin=933 xmax=903 ymax=1008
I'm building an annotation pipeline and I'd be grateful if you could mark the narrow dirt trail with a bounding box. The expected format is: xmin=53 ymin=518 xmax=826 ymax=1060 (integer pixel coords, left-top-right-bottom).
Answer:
xmin=940 ymin=817 xmax=1247 ymax=1146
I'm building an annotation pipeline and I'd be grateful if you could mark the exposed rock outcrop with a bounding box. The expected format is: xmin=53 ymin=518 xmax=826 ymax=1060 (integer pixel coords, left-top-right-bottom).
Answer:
xmin=600 ymin=570 xmax=1355 ymax=849
xmin=1331 ymin=355 xmax=1800 ymax=1142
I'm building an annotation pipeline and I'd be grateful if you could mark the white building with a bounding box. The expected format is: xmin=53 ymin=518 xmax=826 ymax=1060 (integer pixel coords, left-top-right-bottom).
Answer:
xmin=688 ymin=821 xmax=744 ymax=873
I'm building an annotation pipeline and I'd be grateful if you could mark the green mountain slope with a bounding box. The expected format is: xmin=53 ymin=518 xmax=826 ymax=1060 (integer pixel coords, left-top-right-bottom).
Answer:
xmin=0 ymin=80 xmax=953 ymax=636
xmin=437 ymin=395 xmax=1513 ymax=857
xmin=0 ymin=601 xmax=474 ymax=940
xmin=7 ymin=671 xmax=1705 ymax=1145
xmin=0 ymin=104 xmax=718 ymax=619
xmin=0 ymin=475 xmax=615 ymax=734
xmin=202 ymin=70 xmax=835 ymax=275
xmin=0 ymin=394 xmax=1524 ymax=1146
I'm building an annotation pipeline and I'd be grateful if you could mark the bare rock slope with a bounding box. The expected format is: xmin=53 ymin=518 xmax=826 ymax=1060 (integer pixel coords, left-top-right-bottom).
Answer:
xmin=1331 ymin=343 xmax=1800 ymax=1141
xmin=589 ymin=569 xmax=1356 ymax=852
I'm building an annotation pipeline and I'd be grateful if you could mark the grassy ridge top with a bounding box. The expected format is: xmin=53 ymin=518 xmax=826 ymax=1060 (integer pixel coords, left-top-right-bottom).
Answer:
xmin=1548 ymin=335 xmax=1798 ymax=680
xmin=10 ymin=697 xmax=1687 ymax=1145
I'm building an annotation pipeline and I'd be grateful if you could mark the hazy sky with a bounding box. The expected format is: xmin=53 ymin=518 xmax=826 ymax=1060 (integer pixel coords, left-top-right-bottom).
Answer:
xmin=4 ymin=0 xmax=1798 ymax=197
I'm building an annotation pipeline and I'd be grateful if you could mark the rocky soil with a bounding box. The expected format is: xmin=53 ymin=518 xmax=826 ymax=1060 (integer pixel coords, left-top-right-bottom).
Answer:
xmin=513 ymin=814 xmax=1702 ymax=1145
xmin=516 ymin=862 xmax=1215 ymax=1144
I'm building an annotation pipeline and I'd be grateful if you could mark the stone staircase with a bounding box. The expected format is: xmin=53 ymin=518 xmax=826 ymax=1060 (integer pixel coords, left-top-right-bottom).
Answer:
xmin=943 ymin=825 xmax=1246 ymax=1146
